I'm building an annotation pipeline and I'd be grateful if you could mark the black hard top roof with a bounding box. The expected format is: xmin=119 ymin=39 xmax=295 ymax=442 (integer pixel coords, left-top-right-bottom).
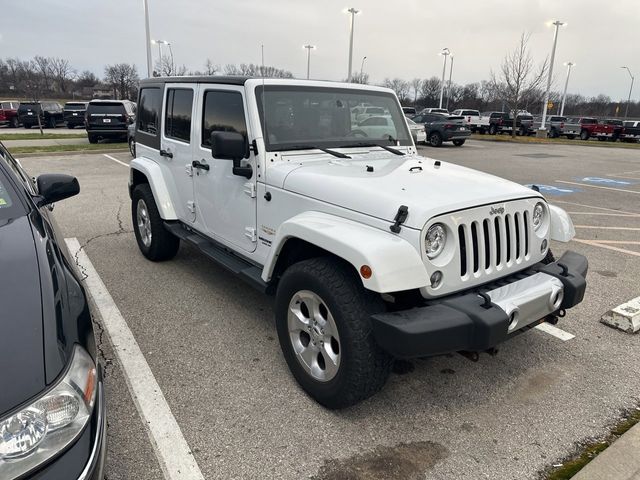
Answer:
xmin=140 ymin=75 xmax=251 ymax=86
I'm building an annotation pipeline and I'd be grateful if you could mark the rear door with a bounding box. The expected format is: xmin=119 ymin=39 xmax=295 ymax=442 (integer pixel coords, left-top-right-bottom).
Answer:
xmin=192 ymin=85 xmax=257 ymax=253
xmin=161 ymin=84 xmax=197 ymax=223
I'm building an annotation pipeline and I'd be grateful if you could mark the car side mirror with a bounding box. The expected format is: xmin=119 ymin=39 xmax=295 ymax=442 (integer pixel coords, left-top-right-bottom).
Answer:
xmin=210 ymin=131 xmax=252 ymax=179
xmin=36 ymin=174 xmax=80 ymax=207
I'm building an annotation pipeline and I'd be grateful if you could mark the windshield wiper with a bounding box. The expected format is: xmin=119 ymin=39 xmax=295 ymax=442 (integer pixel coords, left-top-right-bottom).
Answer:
xmin=272 ymin=145 xmax=351 ymax=159
xmin=341 ymin=142 xmax=405 ymax=156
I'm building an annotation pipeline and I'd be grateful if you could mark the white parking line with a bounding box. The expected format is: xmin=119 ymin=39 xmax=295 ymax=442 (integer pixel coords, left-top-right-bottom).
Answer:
xmin=553 ymin=200 xmax=640 ymax=216
xmin=534 ymin=322 xmax=575 ymax=341
xmin=574 ymin=225 xmax=640 ymax=231
xmin=65 ymin=238 xmax=205 ymax=480
xmin=103 ymin=153 xmax=129 ymax=167
xmin=573 ymin=238 xmax=640 ymax=258
xmin=556 ymin=180 xmax=640 ymax=195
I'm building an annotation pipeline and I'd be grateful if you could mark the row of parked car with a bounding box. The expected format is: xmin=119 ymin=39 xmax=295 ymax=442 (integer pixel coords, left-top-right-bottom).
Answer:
xmin=402 ymin=106 xmax=640 ymax=143
xmin=0 ymin=99 xmax=136 ymax=144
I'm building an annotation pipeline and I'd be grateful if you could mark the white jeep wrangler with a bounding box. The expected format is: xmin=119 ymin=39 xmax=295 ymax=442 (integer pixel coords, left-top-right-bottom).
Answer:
xmin=129 ymin=77 xmax=588 ymax=409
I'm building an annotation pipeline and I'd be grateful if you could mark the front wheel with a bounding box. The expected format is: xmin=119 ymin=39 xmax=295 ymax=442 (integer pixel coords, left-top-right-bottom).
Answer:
xmin=10 ymin=117 xmax=19 ymax=128
xmin=429 ymin=131 xmax=443 ymax=147
xmin=131 ymin=184 xmax=180 ymax=261
xmin=128 ymin=137 xmax=136 ymax=157
xmin=580 ymin=130 xmax=589 ymax=140
xmin=452 ymin=139 xmax=465 ymax=146
xmin=48 ymin=116 xmax=56 ymax=128
xmin=489 ymin=124 xmax=498 ymax=135
xmin=275 ymin=257 xmax=392 ymax=409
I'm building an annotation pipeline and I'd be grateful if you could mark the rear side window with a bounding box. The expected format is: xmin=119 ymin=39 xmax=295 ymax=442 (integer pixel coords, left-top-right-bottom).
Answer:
xmin=165 ymin=89 xmax=193 ymax=142
xmin=138 ymin=88 xmax=162 ymax=135
xmin=201 ymin=91 xmax=247 ymax=147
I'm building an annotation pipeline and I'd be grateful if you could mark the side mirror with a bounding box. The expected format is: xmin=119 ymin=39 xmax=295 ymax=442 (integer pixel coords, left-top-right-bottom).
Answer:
xmin=210 ymin=131 xmax=252 ymax=179
xmin=36 ymin=174 xmax=80 ymax=207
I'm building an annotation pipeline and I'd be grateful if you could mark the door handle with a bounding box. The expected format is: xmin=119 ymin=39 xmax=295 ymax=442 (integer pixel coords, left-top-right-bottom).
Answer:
xmin=192 ymin=160 xmax=210 ymax=171
xmin=160 ymin=149 xmax=173 ymax=158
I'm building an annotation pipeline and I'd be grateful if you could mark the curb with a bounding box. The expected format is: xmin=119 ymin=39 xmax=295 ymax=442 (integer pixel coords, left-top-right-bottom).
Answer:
xmin=572 ymin=421 xmax=640 ymax=480
xmin=469 ymin=135 xmax=640 ymax=150
xmin=15 ymin=148 xmax=128 ymax=158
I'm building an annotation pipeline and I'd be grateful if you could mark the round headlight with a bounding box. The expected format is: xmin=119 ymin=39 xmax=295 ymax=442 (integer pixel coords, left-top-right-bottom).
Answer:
xmin=0 ymin=408 xmax=48 ymax=459
xmin=425 ymin=223 xmax=447 ymax=259
xmin=532 ymin=202 xmax=545 ymax=230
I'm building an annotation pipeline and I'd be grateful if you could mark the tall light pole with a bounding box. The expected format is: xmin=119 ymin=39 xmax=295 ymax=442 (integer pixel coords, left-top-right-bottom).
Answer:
xmin=446 ymin=55 xmax=454 ymax=111
xmin=303 ymin=45 xmax=315 ymax=79
xmin=438 ymin=48 xmax=450 ymax=109
xmin=346 ymin=8 xmax=360 ymax=82
xmin=360 ymin=56 xmax=367 ymax=80
xmin=560 ymin=62 xmax=574 ymax=116
xmin=167 ymin=42 xmax=174 ymax=73
xmin=621 ymin=66 xmax=635 ymax=119
xmin=540 ymin=20 xmax=566 ymax=130
xmin=143 ymin=0 xmax=152 ymax=78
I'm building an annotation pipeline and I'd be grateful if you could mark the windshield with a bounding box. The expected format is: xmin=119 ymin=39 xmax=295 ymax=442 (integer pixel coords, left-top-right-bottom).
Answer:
xmin=0 ymin=168 xmax=23 ymax=221
xmin=255 ymin=85 xmax=412 ymax=151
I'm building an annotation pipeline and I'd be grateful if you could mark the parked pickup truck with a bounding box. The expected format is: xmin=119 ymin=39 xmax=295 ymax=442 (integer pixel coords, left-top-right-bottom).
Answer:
xmin=578 ymin=117 xmax=623 ymax=141
xmin=451 ymin=109 xmax=489 ymax=133
xmin=129 ymin=76 xmax=587 ymax=408
xmin=533 ymin=116 xmax=580 ymax=139
xmin=622 ymin=120 xmax=640 ymax=143
xmin=0 ymin=101 xmax=20 ymax=128
xmin=487 ymin=112 xmax=534 ymax=135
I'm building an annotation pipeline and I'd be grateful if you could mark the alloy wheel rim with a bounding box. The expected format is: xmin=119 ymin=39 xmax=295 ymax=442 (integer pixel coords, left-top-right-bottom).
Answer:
xmin=136 ymin=199 xmax=152 ymax=247
xmin=287 ymin=290 xmax=341 ymax=382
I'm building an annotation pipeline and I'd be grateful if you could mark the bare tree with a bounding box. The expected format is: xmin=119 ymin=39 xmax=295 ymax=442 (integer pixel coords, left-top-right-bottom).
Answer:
xmin=50 ymin=58 xmax=76 ymax=94
xmin=418 ymin=76 xmax=442 ymax=107
xmin=410 ymin=78 xmax=422 ymax=103
xmin=77 ymin=70 xmax=99 ymax=88
xmin=382 ymin=78 xmax=410 ymax=104
xmin=155 ymin=55 xmax=187 ymax=77
xmin=350 ymin=71 xmax=369 ymax=84
xmin=491 ymin=33 xmax=548 ymax=137
xmin=104 ymin=63 xmax=139 ymax=100
xmin=204 ymin=59 xmax=218 ymax=75
xmin=33 ymin=56 xmax=53 ymax=92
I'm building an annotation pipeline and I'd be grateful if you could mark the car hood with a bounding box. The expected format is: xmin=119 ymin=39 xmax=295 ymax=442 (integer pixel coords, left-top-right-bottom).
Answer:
xmin=0 ymin=216 xmax=45 ymax=416
xmin=277 ymin=151 xmax=541 ymax=229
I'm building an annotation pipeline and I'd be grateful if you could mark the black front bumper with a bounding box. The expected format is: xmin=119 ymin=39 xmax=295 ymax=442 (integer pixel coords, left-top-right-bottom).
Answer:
xmin=29 ymin=368 xmax=106 ymax=480
xmin=371 ymin=251 xmax=588 ymax=358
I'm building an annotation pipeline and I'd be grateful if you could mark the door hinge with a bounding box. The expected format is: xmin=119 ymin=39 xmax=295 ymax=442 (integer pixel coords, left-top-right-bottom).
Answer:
xmin=245 ymin=227 xmax=257 ymax=242
xmin=185 ymin=164 xmax=193 ymax=177
xmin=187 ymin=201 xmax=196 ymax=214
xmin=244 ymin=181 xmax=256 ymax=198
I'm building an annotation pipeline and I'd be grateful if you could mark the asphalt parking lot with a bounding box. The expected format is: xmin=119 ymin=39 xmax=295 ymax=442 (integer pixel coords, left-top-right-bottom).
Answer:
xmin=16 ymin=139 xmax=640 ymax=480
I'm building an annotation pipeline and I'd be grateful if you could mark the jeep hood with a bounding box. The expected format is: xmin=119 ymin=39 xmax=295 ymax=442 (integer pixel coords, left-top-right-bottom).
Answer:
xmin=277 ymin=152 xmax=541 ymax=229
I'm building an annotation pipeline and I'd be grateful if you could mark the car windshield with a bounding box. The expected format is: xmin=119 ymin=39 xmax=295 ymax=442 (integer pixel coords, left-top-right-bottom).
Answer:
xmin=0 ymin=167 xmax=23 ymax=222
xmin=256 ymin=85 xmax=412 ymax=151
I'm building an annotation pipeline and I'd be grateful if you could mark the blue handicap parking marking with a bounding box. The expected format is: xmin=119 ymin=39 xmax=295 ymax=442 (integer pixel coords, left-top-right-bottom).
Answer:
xmin=578 ymin=176 xmax=636 ymax=185
xmin=524 ymin=184 xmax=580 ymax=196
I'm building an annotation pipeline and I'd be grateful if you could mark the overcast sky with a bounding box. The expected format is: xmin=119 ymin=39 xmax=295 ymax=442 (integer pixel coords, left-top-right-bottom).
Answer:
xmin=3 ymin=0 xmax=638 ymax=100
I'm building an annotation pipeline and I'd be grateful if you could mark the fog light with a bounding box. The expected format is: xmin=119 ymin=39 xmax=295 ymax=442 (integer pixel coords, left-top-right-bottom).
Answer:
xmin=430 ymin=270 xmax=443 ymax=288
xmin=541 ymin=239 xmax=548 ymax=254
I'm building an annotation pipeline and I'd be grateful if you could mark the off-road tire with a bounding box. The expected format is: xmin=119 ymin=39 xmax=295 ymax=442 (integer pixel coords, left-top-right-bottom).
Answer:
xmin=452 ymin=139 xmax=465 ymax=146
xmin=131 ymin=184 xmax=180 ymax=261
xmin=275 ymin=257 xmax=392 ymax=409
xmin=429 ymin=131 xmax=443 ymax=147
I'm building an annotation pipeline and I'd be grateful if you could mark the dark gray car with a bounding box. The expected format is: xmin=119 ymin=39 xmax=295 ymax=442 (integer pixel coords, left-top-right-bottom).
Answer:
xmin=411 ymin=112 xmax=471 ymax=147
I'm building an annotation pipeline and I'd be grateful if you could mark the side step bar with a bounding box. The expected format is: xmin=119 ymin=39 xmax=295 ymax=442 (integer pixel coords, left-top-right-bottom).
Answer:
xmin=164 ymin=222 xmax=271 ymax=294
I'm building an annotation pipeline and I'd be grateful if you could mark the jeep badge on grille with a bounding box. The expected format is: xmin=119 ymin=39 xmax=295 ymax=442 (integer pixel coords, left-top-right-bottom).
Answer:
xmin=489 ymin=206 xmax=505 ymax=215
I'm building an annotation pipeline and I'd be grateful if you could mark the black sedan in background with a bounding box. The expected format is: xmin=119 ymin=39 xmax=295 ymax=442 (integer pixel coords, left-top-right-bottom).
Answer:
xmin=0 ymin=142 xmax=105 ymax=479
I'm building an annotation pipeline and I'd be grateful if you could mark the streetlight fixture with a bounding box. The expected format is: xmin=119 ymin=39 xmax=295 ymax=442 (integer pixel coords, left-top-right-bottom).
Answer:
xmin=303 ymin=45 xmax=315 ymax=80
xmin=560 ymin=62 xmax=575 ymax=116
xmin=151 ymin=39 xmax=171 ymax=74
xmin=346 ymin=8 xmax=360 ymax=82
xmin=540 ymin=20 xmax=566 ymax=131
xmin=446 ymin=55 xmax=454 ymax=111
xmin=438 ymin=48 xmax=450 ymax=109
xmin=360 ymin=56 xmax=367 ymax=81
xmin=621 ymin=66 xmax=635 ymax=119
xmin=142 ymin=0 xmax=152 ymax=78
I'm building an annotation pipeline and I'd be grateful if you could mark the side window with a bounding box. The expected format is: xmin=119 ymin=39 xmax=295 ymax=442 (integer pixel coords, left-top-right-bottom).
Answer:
xmin=138 ymin=87 xmax=162 ymax=135
xmin=165 ymin=89 xmax=194 ymax=143
xmin=201 ymin=90 xmax=247 ymax=147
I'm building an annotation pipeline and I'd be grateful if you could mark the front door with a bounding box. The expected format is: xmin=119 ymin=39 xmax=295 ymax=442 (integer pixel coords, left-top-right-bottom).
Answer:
xmin=193 ymin=86 xmax=257 ymax=253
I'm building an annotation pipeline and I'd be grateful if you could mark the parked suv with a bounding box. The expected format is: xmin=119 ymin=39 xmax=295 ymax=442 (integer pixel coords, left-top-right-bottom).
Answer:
xmin=85 ymin=99 xmax=136 ymax=143
xmin=411 ymin=112 xmax=470 ymax=146
xmin=17 ymin=102 xmax=64 ymax=129
xmin=0 ymin=101 xmax=20 ymax=128
xmin=63 ymin=101 xmax=88 ymax=129
xmin=129 ymin=76 xmax=587 ymax=409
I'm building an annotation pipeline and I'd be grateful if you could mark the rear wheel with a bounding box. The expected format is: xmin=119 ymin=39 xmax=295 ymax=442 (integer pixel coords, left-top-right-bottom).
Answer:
xmin=88 ymin=134 xmax=98 ymax=144
xmin=580 ymin=130 xmax=589 ymax=140
xmin=452 ymin=139 xmax=465 ymax=146
xmin=10 ymin=117 xmax=19 ymax=128
xmin=275 ymin=257 xmax=392 ymax=409
xmin=131 ymin=184 xmax=180 ymax=261
xmin=489 ymin=124 xmax=498 ymax=135
xmin=24 ymin=124 xmax=32 ymax=129
xmin=48 ymin=116 xmax=56 ymax=129
xmin=429 ymin=131 xmax=443 ymax=147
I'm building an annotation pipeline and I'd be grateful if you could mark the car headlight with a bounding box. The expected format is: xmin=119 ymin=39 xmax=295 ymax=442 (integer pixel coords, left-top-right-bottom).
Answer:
xmin=0 ymin=346 xmax=96 ymax=480
xmin=425 ymin=223 xmax=447 ymax=259
xmin=532 ymin=202 xmax=545 ymax=231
